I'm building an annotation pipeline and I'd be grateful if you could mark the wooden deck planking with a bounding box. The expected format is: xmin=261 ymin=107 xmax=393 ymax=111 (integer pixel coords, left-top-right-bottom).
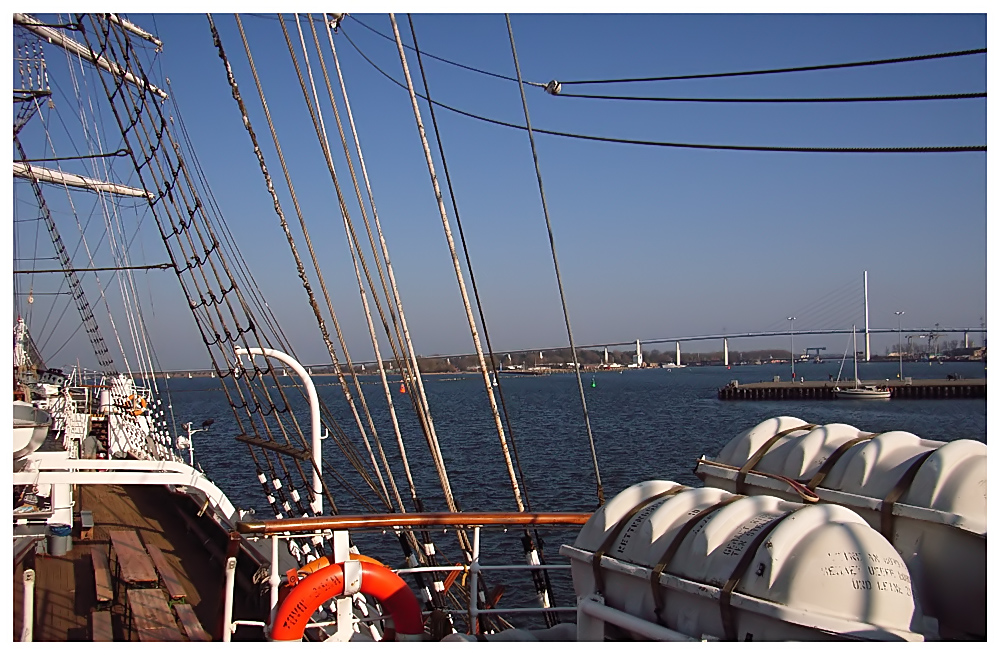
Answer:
xmin=173 ymin=604 xmax=211 ymax=641
xmin=91 ymin=546 xmax=114 ymax=603
xmin=17 ymin=483 xmax=267 ymax=641
xmin=16 ymin=485 xmax=212 ymax=640
xmin=91 ymin=610 xmax=114 ymax=641
xmin=128 ymin=588 xmax=185 ymax=641
xmin=145 ymin=543 xmax=187 ymax=600
xmin=109 ymin=530 xmax=158 ymax=585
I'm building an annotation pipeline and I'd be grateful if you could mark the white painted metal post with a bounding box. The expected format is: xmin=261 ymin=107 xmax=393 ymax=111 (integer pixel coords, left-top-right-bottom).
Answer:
xmin=236 ymin=347 xmax=322 ymax=514
xmin=269 ymin=536 xmax=280 ymax=627
xmin=223 ymin=556 xmax=237 ymax=642
xmin=723 ymin=338 xmax=729 ymax=367
xmin=576 ymin=593 xmax=604 ymax=641
xmin=469 ymin=527 xmax=481 ymax=633
xmin=675 ymin=342 xmax=681 ymax=366
xmin=21 ymin=569 xmax=35 ymax=642
xmin=333 ymin=530 xmax=354 ymax=642
xmin=864 ymin=271 xmax=871 ymax=362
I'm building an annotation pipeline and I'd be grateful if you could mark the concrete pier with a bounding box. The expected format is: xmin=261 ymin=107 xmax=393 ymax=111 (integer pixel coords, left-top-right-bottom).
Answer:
xmin=718 ymin=378 xmax=985 ymax=400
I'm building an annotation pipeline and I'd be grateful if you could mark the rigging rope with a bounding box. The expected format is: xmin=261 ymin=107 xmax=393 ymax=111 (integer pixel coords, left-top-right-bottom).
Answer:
xmin=214 ymin=13 xmax=394 ymax=513
xmin=304 ymin=15 xmax=443 ymax=521
xmin=406 ymin=14 xmax=537 ymax=513
xmin=558 ymin=47 xmax=987 ymax=85
xmin=345 ymin=16 xmax=547 ymax=88
xmin=312 ymin=17 xmax=452 ymax=508
xmin=281 ymin=13 xmax=419 ymax=516
xmin=552 ymin=91 xmax=986 ymax=103
xmin=246 ymin=11 xmax=418 ymax=511
xmin=290 ymin=18 xmax=469 ymax=579
xmin=390 ymin=13 xmax=527 ymax=513
xmin=14 ymin=263 xmax=173 ymax=274
xmin=505 ymin=14 xmax=605 ymax=507
xmin=338 ymin=29 xmax=985 ymax=154
xmin=321 ymin=17 xmax=481 ymax=588
xmin=19 ymin=148 xmax=130 ymax=162
xmin=407 ymin=14 xmax=560 ymax=622
xmin=14 ymin=135 xmax=117 ymax=374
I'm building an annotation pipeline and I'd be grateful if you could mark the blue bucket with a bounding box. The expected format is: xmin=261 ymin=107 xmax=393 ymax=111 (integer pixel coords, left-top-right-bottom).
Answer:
xmin=50 ymin=524 xmax=72 ymax=537
xmin=48 ymin=524 xmax=72 ymax=556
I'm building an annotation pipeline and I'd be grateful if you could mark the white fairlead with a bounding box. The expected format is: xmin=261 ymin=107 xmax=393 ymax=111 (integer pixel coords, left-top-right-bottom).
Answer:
xmin=235 ymin=347 xmax=322 ymax=515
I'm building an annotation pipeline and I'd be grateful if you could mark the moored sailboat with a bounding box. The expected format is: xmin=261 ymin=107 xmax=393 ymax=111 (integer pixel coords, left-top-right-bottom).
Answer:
xmin=834 ymin=326 xmax=891 ymax=399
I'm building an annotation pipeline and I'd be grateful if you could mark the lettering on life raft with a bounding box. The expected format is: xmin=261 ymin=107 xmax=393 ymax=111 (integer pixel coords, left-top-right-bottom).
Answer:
xmin=614 ymin=498 xmax=671 ymax=555
xmin=721 ymin=513 xmax=776 ymax=558
xmin=823 ymin=551 xmax=911 ymax=597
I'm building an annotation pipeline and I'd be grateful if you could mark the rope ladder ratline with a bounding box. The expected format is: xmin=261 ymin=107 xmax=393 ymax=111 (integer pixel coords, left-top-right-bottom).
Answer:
xmin=505 ymin=14 xmax=605 ymax=506
xmin=79 ymin=13 xmax=345 ymax=527
xmin=13 ymin=136 xmax=118 ymax=375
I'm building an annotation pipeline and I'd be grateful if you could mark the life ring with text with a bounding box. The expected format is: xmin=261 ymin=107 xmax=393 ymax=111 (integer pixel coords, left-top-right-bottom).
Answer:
xmin=269 ymin=560 xmax=423 ymax=642
xmin=127 ymin=394 xmax=147 ymax=416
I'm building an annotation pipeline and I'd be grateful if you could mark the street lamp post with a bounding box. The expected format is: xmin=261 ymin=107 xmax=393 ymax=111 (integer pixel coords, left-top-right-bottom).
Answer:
xmin=787 ymin=316 xmax=796 ymax=380
xmin=895 ymin=311 xmax=905 ymax=380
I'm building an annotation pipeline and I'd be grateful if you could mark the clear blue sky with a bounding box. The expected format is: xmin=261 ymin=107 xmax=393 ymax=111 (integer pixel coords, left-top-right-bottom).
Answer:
xmin=13 ymin=12 xmax=988 ymax=370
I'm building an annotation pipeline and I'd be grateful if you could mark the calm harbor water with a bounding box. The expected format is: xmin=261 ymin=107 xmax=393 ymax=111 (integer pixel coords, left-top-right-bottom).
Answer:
xmin=169 ymin=360 xmax=986 ymax=514
xmin=162 ymin=360 xmax=986 ymax=620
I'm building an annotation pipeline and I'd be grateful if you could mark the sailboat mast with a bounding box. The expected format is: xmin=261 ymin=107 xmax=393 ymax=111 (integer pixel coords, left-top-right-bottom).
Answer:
xmin=863 ymin=271 xmax=871 ymax=362
xmin=853 ymin=325 xmax=860 ymax=388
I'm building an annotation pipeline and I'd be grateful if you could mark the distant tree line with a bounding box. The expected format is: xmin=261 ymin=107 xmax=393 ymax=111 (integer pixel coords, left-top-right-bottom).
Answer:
xmin=407 ymin=348 xmax=806 ymax=372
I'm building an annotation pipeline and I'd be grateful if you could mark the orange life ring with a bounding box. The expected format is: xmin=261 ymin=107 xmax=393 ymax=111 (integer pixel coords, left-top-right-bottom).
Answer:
xmin=127 ymin=394 xmax=147 ymax=416
xmin=270 ymin=560 xmax=423 ymax=641
xmin=293 ymin=552 xmax=386 ymax=579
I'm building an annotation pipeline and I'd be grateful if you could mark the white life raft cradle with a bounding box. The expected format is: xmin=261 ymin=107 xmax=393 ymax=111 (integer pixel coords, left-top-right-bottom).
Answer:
xmin=562 ymin=481 xmax=932 ymax=642
xmin=693 ymin=417 xmax=986 ymax=640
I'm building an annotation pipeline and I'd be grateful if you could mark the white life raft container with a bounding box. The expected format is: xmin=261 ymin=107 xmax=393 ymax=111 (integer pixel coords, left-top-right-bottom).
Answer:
xmin=694 ymin=417 xmax=985 ymax=639
xmin=562 ymin=481 xmax=929 ymax=642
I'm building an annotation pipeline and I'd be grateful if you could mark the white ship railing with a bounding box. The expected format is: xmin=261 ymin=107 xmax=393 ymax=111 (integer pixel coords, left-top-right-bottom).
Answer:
xmin=233 ymin=512 xmax=590 ymax=641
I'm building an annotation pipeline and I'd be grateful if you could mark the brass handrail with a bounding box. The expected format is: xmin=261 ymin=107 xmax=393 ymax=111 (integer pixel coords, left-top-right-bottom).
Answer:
xmin=236 ymin=511 xmax=592 ymax=535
